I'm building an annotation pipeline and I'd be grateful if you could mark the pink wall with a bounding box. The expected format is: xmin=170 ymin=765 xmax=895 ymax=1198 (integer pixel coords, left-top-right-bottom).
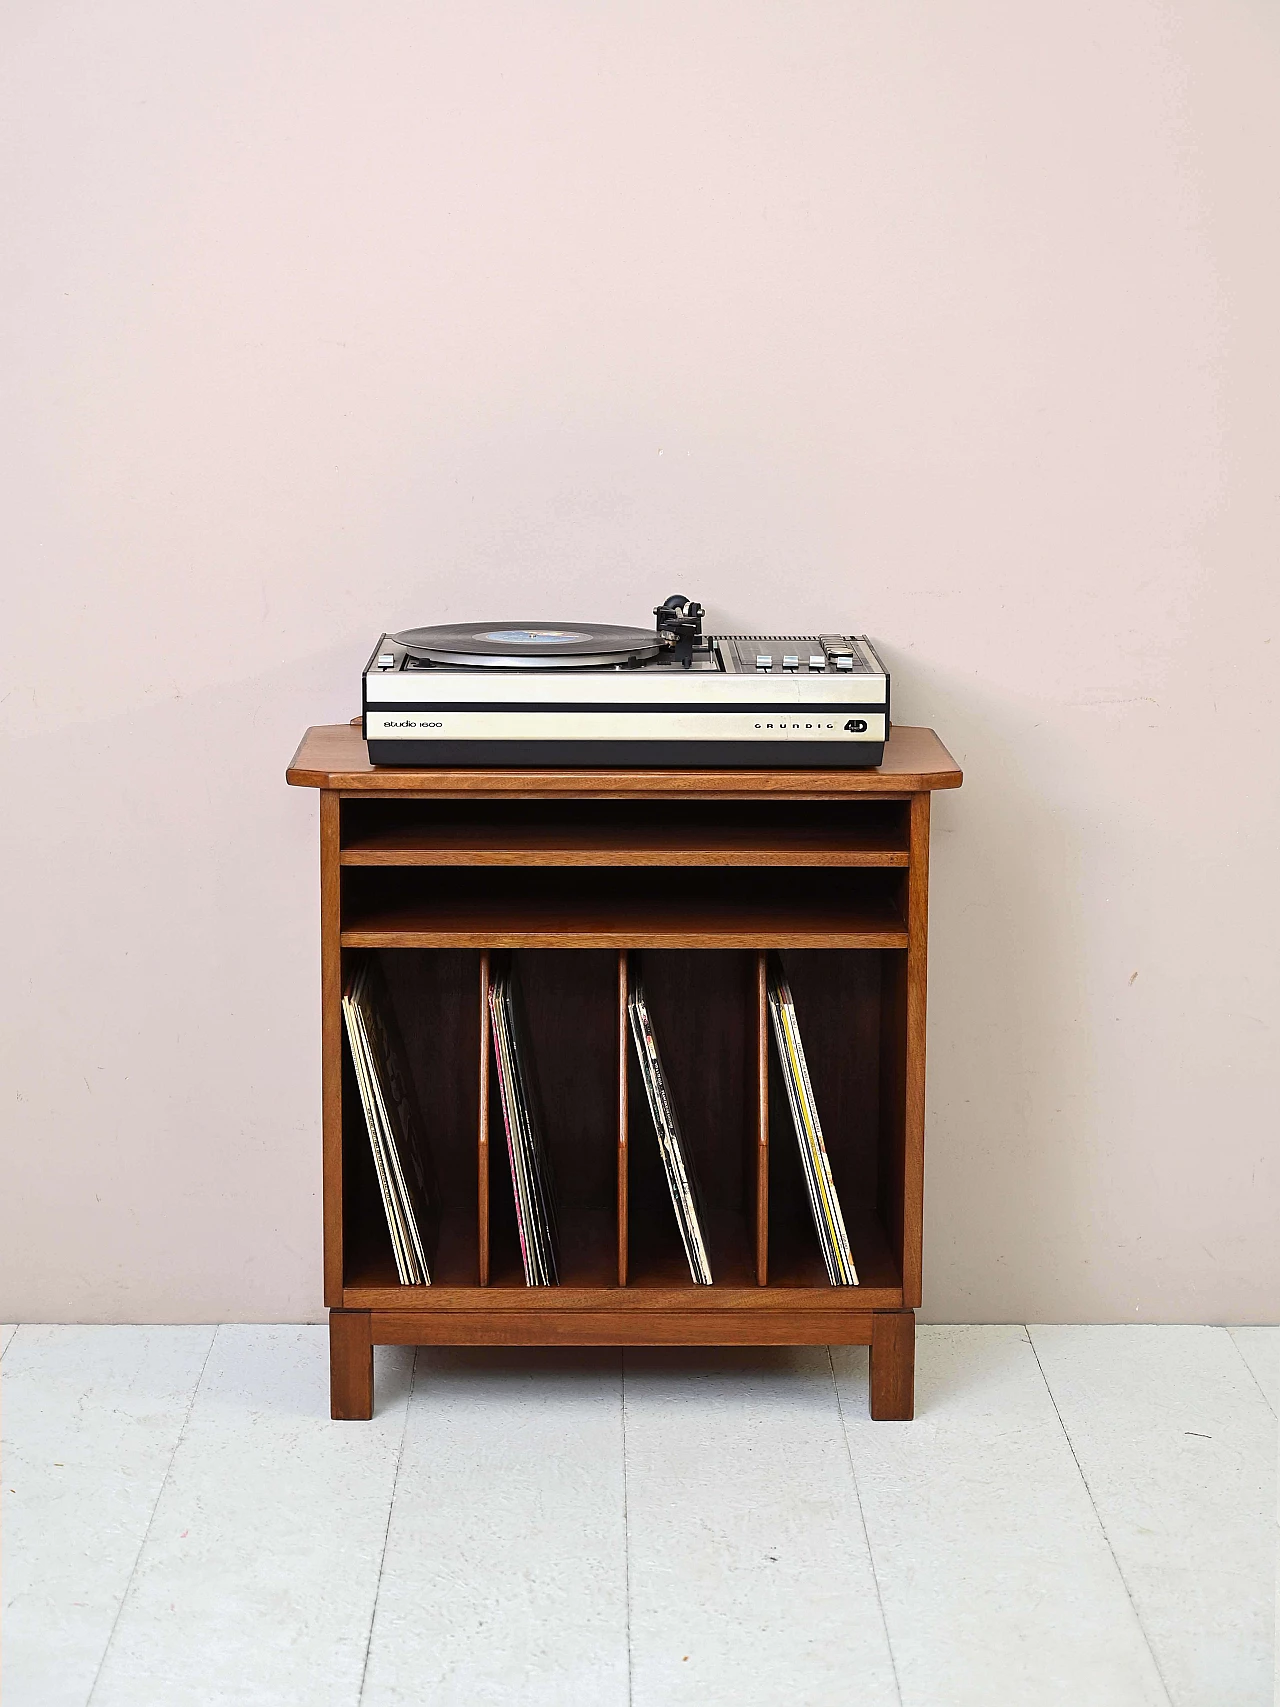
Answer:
xmin=2 ymin=1 xmax=1276 ymax=1322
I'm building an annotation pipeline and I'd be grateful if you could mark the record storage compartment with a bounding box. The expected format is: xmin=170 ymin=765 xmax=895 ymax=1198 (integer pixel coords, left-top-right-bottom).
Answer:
xmin=287 ymin=724 xmax=962 ymax=1421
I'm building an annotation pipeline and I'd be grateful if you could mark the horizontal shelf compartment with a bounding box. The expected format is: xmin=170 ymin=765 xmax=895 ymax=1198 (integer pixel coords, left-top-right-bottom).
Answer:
xmin=339 ymin=944 xmax=912 ymax=1324
xmin=342 ymin=1202 xmax=902 ymax=1309
xmin=340 ymin=867 xmax=907 ymax=948
xmin=339 ymin=799 xmax=909 ymax=868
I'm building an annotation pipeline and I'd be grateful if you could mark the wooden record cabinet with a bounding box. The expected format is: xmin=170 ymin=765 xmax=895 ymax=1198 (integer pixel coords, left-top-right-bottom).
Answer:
xmin=286 ymin=722 xmax=961 ymax=1421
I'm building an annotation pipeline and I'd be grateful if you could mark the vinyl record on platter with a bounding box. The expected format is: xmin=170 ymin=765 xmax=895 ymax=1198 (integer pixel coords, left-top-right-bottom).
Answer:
xmin=390 ymin=619 xmax=661 ymax=669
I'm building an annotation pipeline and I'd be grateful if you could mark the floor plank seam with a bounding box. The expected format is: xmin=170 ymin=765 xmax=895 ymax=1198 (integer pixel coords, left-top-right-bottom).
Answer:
xmin=620 ymin=1350 xmax=633 ymax=1707
xmin=356 ymin=1347 xmax=417 ymax=1706
xmin=84 ymin=1322 xmax=220 ymax=1707
xmin=827 ymin=1345 xmax=904 ymax=1707
xmin=1226 ymin=1329 xmax=1278 ymax=1420
xmin=1025 ymin=1328 xmax=1176 ymax=1707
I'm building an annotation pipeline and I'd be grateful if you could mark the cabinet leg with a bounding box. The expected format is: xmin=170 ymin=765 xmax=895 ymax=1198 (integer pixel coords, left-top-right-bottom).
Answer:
xmin=869 ymin=1309 xmax=915 ymax=1420
xmin=329 ymin=1309 xmax=374 ymax=1420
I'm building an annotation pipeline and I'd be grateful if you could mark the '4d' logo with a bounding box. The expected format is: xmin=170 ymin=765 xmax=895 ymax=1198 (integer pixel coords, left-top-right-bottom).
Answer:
xmin=844 ymin=718 xmax=868 ymax=733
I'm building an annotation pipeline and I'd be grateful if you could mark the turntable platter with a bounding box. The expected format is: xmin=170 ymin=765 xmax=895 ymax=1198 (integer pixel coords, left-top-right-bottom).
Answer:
xmin=390 ymin=619 xmax=661 ymax=669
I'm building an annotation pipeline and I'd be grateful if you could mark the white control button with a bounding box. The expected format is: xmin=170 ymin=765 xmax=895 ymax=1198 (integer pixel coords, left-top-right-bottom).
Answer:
xmin=809 ymin=655 xmax=826 ymax=670
xmin=836 ymin=655 xmax=854 ymax=669
xmin=377 ymin=653 xmax=396 ymax=668
xmin=782 ymin=654 xmax=799 ymax=669
xmin=755 ymin=655 xmax=772 ymax=669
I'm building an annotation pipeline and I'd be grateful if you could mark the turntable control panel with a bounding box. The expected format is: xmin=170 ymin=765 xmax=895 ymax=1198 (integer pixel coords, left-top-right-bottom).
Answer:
xmin=721 ymin=636 xmax=879 ymax=675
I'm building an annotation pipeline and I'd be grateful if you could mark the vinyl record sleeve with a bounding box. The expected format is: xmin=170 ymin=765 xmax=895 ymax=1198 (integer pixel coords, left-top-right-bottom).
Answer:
xmin=627 ymin=957 xmax=713 ymax=1285
xmin=345 ymin=1011 xmax=413 ymax=1280
xmin=342 ymin=958 xmax=439 ymax=1285
xmin=488 ymin=959 xmax=560 ymax=1285
xmin=767 ymin=956 xmax=858 ymax=1286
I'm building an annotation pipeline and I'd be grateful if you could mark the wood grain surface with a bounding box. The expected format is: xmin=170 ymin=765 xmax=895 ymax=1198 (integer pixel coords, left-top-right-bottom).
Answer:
xmin=477 ymin=950 xmax=490 ymax=1287
xmin=869 ymin=1309 xmax=916 ymax=1420
xmin=617 ymin=950 xmax=629 ymax=1288
xmin=303 ymin=733 xmax=956 ymax=1420
xmin=328 ymin=1310 xmax=373 ymax=1421
xmin=287 ymin=721 xmax=961 ymax=793
xmin=368 ymin=1307 xmax=877 ymax=1348
xmin=338 ymin=866 xmax=908 ymax=949
xmin=339 ymin=823 xmax=909 ymax=867
xmin=320 ymin=792 xmax=344 ymax=1308
xmin=754 ymin=951 xmax=769 ymax=1286
xmin=902 ymin=792 xmax=930 ymax=1309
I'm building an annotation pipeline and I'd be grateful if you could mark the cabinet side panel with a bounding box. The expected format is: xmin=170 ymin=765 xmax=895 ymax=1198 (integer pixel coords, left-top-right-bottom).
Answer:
xmin=320 ymin=790 xmax=344 ymax=1306
xmin=902 ymin=791 xmax=930 ymax=1307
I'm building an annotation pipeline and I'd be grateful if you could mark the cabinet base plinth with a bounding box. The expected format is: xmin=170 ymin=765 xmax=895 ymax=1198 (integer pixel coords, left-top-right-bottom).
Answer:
xmin=333 ymin=1304 xmax=915 ymax=1420
xmin=368 ymin=1307 xmax=878 ymax=1349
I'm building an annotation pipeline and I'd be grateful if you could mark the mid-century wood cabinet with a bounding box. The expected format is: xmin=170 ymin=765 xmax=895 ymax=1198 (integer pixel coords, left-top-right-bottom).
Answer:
xmin=287 ymin=722 xmax=961 ymax=1421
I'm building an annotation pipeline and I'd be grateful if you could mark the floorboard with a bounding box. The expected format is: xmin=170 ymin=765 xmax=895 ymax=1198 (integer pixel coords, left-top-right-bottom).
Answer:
xmin=834 ymin=1326 xmax=1168 ymax=1707
xmin=89 ymin=1326 xmax=414 ymax=1707
xmin=1029 ymin=1324 xmax=1276 ymax=1707
xmin=623 ymin=1346 xmax=898 ymax=1707
xmin=3 ymin=1324 xmax=1272 ymax=1707
xmin=1229 ymin=1326 xmax=1280 ymax=1416
xmin=360 ymin=1347 xmax=629 ymax=1707
xmin=0 ymin=1325 xmax=214 ymax=1707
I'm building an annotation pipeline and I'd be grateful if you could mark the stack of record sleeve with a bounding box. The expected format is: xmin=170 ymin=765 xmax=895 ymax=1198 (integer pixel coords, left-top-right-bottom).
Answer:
xmin=768 ymin=954 xmax=859 ymax=1286
xmin=488 ymin=961 xmax=560 ymax=1286
xmin=342 ymin=957 xmax=438 ymax=1285
xmin=627 ymin=957 xmax=713 ymax=1284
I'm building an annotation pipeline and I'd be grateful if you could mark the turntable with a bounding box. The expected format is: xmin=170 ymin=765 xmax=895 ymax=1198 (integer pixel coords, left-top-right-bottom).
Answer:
xmin=362 ymin=595 xmax=888 ymax=768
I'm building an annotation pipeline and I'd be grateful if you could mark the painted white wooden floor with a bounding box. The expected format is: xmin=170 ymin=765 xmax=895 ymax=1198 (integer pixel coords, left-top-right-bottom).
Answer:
xmin=1 ymin=1324 xmax=1274 ymax=1707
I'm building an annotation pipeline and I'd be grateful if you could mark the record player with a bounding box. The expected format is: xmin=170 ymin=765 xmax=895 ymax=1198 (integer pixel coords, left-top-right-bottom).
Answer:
xmin=362 ymin=595 xmax=889 ymax=768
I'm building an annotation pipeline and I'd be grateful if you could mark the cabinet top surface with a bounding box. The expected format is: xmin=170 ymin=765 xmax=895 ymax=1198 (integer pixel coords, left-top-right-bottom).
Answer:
xmin=286 ymin=722 xmax=961 ymax=795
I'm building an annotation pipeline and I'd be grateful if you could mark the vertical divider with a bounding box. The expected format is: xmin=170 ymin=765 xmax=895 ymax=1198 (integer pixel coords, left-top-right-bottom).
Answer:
xmin=755 ymin=949 xmax=770 ymax=1286
xmin=617 ymin=949 xmax=629 ymax=1286
xmin=478 ymin=948 xmax=491 ymax=1286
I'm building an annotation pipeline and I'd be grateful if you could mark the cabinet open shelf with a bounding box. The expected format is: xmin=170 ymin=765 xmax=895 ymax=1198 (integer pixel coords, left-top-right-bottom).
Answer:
xmin=339 ymin=799 xmax=911 ymax=867
xmin=339 ymin=868 xmax=909 ymax=949
xmin=287 ymin=722 xmax=961 ymax=1419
